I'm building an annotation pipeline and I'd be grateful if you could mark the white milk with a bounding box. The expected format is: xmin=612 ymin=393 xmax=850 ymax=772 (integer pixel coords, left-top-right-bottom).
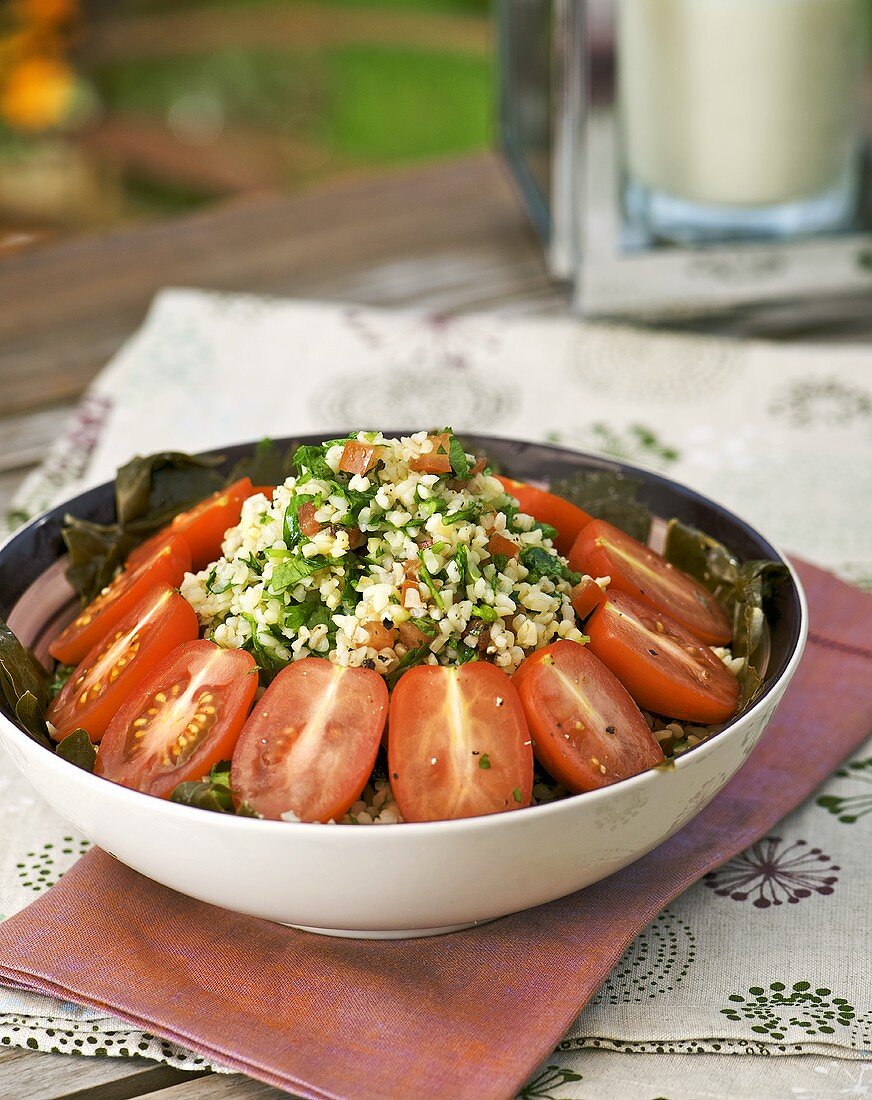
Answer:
xmin=618 ymin=0 xmax=866 ymax=208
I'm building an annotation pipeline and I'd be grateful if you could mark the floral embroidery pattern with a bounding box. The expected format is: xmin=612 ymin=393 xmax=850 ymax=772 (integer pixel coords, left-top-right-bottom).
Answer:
xmin=703 ymin=837 xmax=839 ymax=908
xmin=547 ymin=423 xmax=680 ymax=469
xmin=344 ymin=307 xmax=501 ymax=370
xmin=591 ymin=909 xmax=696 ymax=1006
xmin=721 ymin=982 xmax=855 ymax=1041
xmin=310 ymin=366 xmax=519 ymax=429
xmin=16 ymin=836 xmax=91 ymax=894
xmin=817 ymin=758 xmax=872 ymax=824
xmin=769 ymin=377 xmax=872 ymax=428
xmin=518 ymin=1065 xmax=583 ymax=1099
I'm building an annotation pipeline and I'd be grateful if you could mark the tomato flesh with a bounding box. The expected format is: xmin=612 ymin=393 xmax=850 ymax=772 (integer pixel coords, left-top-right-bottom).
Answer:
xmin=95 ymin=640 xmax=258 ymax=798
xmin=362 ymin=620 xmax=397 ymax=650
xmin=388 ymin=662 xmax=533 ymax=822
xmin=513 ymin=640 xmax=664 ymax=792
xmin=297 ymin=501 xmax=321 ymax=536
xmin=126 ymin=477 xmax=255 ymax=573
xmin=338 ymin=441 xmax=381 ymax=476
xmin=409 ymin=433 xmax=452 ymax=475
xmin=585 ymin=589 xmax=740 ymax=724
xmin=569 ymin=519 xmax=731 ymax=645
xmin=231 ymin=658 xmax=389 ymax=822
xmin=488 ymin=531 xmax=519 ymax=558
xmin=48 ymin=584 xmax=199 ymax=742
xmin=570 ymin=577 xmax=606 ymax=623
xmin=49 ymin=535 xmax=191 ymax=666
xmin=496 ymin=476 xmax=594 ymax=557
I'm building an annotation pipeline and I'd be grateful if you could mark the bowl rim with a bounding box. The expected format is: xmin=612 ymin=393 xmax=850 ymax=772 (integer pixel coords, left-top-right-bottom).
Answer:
xmin=0 ymin=431 xmax=810 ymax=840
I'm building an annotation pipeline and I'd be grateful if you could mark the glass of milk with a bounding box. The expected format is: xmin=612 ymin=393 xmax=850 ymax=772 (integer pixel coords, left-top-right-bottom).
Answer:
xmin=618 ymin=0 xmax=868 ymax=242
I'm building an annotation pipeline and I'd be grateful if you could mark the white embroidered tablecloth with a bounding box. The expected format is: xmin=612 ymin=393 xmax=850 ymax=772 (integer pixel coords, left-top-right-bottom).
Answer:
xmin=1 ymin=290 xmax=870 ymax=1100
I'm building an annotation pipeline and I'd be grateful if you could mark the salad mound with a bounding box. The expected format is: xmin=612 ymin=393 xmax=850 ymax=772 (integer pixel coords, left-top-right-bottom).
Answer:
xmin=181 ymin=430 xmax=586 ymax=680
xmin=0 ymin=430 xmax=789 ymax=827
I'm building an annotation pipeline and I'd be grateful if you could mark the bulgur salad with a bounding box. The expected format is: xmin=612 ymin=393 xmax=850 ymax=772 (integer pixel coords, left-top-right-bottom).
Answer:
xmin=0 ymin=430 xmax=788 ymax=826
xmin=182 ymin=431 xmax=585 ymax=681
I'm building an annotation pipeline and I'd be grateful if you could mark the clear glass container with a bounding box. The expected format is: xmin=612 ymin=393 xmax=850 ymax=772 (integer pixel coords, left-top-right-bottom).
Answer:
xmin=618 ymin=0 xmax=868 ymax=244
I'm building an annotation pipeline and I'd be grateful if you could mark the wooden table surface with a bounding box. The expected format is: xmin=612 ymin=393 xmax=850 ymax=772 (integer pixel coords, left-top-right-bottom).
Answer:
xmin=0 ymin=151 xmax=870 ymax=1100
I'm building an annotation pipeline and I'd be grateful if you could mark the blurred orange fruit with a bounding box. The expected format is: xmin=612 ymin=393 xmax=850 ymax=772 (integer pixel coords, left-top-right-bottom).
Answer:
xmin=1 ymin=55 xmax=75 ymax=130
xmin=16 ymin=0 xmax=79 ymax=23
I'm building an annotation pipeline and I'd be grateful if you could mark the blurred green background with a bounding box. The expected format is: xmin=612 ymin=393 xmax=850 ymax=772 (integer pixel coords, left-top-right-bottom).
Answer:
xmin=0 ymin=0 xmax=493 ymax=238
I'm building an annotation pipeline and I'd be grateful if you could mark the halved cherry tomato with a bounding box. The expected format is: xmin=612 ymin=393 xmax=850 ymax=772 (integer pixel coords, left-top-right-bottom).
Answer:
xmin=409 ymin=433 xmax=452 ymax=475
xmin=48 ymin=584 xmax=199 ymax=742
xmin=338 ymin=441 xmax=381 ymax=476
xmin=585 ymin=590 xmax=740 ymax=724
xmin=570 ymin=577 xmax=606 ymax=623
xmin=48 ymin=535 xmax=191 ymax=666
xmin=513 ymin=639 xmax=664 ymax=792
xmin=95 ymin=640 xmax=258 ymax=799
xmin=569 ymin=519 xmax=732 ymax=645
xmin=388 ymin=663 xmax=533 ymax=822
xmin=126 ymin=477 xmax=255 ymax=573
xmin=232 ymin=658 xmax=389 ymax=822
xmin=496 ymin=476 xmax=594 ymax=557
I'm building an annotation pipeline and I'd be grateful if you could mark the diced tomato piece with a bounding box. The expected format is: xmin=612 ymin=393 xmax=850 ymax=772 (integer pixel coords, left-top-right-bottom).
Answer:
xmin=232 ymin=658 xmax=389 ymax=822
xmin=339 ymin=441 xmax=381 ymax=476
xmin=49 ymin=535 xmax=191 ymax=665
xmin=95 ymin=641 xmax=258 ymax=799
xmin=346 ymin=527 xmax=365 ymax=550
xmin=569 ymin=519 xmax=732 ymax=645
xmin=570 ymin=577 xmax=606 ymax=623
xmin=362 ymin=620 xmax=398 ymax=651
xmin=396 ymin=620 xmax=430 ymax=649
xmin=388 ymin=663 xmax=533 ymax=822
xmin=48 ymin=584 xmax=199 ymax=742
xmin=496 ymin=476 xmax=594 ymax=557
xmin=298 ymin=501 xmax=321 ymax=537
xmin=585 ymin=589 xmax=740 ymax=724
xmin=513 ymin=639 xmax=664 ymax=792
xmin=488 ymin=531 xmax=520 ymax=559
xmin=409 ymin=433 xmax=452 ymax=475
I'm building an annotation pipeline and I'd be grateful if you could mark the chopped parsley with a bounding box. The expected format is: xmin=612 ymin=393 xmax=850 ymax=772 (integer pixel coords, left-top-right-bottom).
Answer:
xmin=269 ymin=554 xmax=346 ymax=594
xmin=471 ymin=603 xmax=498 ymax=622
xmin=519 ymin=546 xmax=580 ymax=585
xmin=448 ymin=435 xmax=471 ymax=479
xmin=478 ymin=754 xmax=491 ymax=769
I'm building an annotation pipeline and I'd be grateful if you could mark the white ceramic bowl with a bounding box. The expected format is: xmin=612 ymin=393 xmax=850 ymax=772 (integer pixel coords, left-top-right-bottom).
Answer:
xmin=0 ymin=435 xmax=807 ymax=937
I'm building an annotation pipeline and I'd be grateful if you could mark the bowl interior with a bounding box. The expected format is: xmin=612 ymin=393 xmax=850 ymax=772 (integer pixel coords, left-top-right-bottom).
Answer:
xmin=0 ymin=432 xmax=804 ymax=730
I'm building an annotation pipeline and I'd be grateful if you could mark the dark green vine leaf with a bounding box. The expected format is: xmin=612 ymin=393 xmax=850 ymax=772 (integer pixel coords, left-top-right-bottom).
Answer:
xmin=0 ymin=619 xmax=52 ymax=748
xmin=228 ymin=437 xmax=297 ymax=488
xmin=550 ymin=469 xmax=651 ymax=542
xmin=61 ymin=516 xmax=136 ymax=606
xmin=663 ymin=519 xmax=789 ymax=708
xmin=62 ymin=450 xmax=227 ymax=603
xmin=55 ymin=728 xmax=97 ymax=772
xmin=115 ymin=451 xmax=225 ymax=533
xmin=170 ymin=760 xmax=236 ymax=813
